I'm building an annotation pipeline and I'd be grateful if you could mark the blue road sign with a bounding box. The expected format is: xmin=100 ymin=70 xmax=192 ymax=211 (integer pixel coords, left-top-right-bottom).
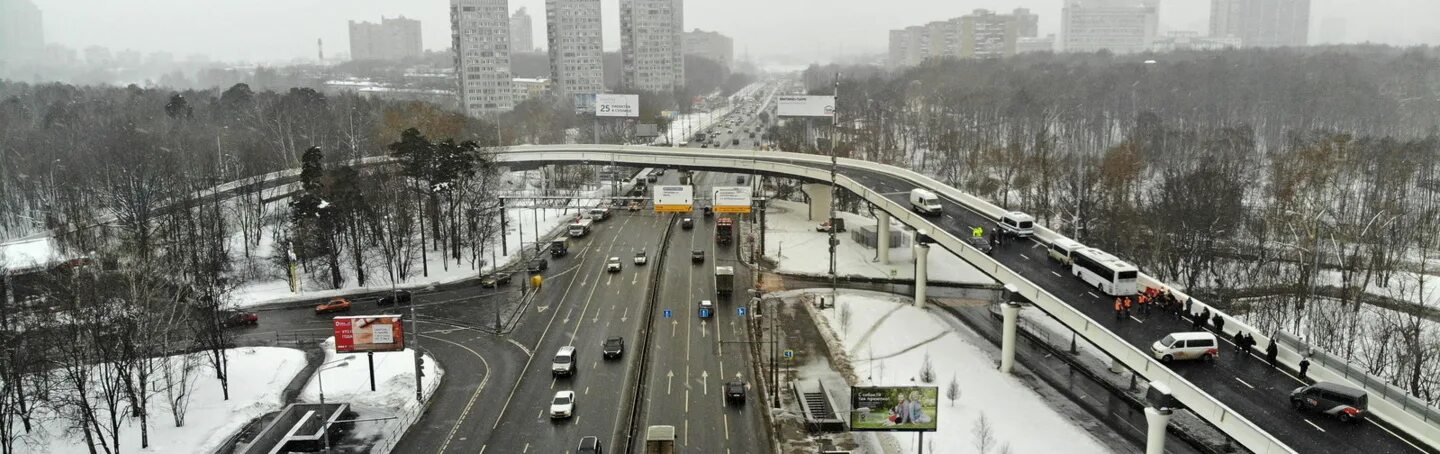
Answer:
xmin=783 ymin=349 xmax=795 ymax=359
xmin=738 ymin=306 xmax=748 ymax=316
xmin=664 ymin=309 xmax=672 ymax=318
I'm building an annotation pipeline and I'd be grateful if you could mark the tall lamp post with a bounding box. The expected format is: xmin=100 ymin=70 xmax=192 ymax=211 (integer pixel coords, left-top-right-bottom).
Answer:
xmin=317 ymin=356 xmax=354 ymax=453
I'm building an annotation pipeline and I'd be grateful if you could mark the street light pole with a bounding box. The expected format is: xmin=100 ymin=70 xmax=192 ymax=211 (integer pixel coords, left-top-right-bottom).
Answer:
xmin=828 ymin=73 xmax=840 ymax=310
xmin=317 ymin=357 xmax=352 ymax=454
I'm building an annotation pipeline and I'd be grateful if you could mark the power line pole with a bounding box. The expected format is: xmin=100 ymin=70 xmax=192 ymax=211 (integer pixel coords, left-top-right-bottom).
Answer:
xmin=828 ymin=73 xmax=840 ymax=310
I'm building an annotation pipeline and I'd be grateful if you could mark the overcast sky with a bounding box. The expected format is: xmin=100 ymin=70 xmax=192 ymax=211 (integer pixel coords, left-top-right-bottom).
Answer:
xmin=33 ymin=0 xmax=1440 ymax=64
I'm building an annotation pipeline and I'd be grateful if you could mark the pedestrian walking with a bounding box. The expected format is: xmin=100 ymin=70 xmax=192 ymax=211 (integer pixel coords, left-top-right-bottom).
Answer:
xmin=1299 ymin=357 xmax=1311 ymax=380
xmin=1213 ymin=314 xmax=1226 ymax=334
xmin=1266 ymin=341 xmax=1279 ymax=367
xmin=1123 ymin=297 xmax=1134 ymax=318
xmin=1242 ymin=334 xmax=1254 ymax=357
xmin=1181 ymin=297 xmax=1191 ymax=320
xmin=1232 ymin=331 xmax=1246 ymax=354
xmin=1192 ymin=307 xmax=1205 ymax=330
xmin=1114 ymin=298 xmax=1124 ymax=320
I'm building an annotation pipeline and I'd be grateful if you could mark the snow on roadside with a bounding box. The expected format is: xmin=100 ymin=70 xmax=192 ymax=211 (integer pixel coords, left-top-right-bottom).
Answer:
xmin=16 ymin=347 xmax=307 ymax=454
xmin=798 ymin=288 xmax=1109 ymax=454
xmin=762 ymin=199 xmax=992 ymax=284
xmin=298 ymin=337 xmax=443 ymax=451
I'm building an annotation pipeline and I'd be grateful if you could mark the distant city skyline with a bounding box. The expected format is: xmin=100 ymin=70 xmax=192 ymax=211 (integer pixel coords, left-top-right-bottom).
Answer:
xmin=26 ymin=0 xmax=1440 ymax=65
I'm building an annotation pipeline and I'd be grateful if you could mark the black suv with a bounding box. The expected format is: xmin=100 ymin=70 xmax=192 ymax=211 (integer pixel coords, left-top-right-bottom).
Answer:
xmin=681 ymin=217 xmax=694 ymax=230
xmin=725 ymin=379 xmax=746 ymax=405
xmin=480 ymin=272 xmax=512 ymax=288
xmin=577 ymin=436 xmax=602 ymax=454
xmin=377 ymin=290 xmax=412 ymax=306
xmin=528 ymin=259 xmax=548 ymax=273
xmin=1291 ymin=381 xmax=1368 ymax=422
xmin=692 ymin=250 xmax=705 ymax=263
xmin=603 ymin=336 xmax=625 ymax=359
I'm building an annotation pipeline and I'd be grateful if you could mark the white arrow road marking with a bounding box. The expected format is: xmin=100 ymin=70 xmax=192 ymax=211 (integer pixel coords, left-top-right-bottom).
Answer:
xmin=672 ymin=319 xmax=679 ymax=337
xmin=621 ymin=307 xmax=630 ymax=323
xmin=667 ymin=370 xmax=674 ymax=395
xmin=701 ymin=370 xmax=710 ymax=395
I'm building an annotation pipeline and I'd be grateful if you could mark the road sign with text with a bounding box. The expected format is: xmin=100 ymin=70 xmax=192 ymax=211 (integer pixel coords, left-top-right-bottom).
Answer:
xmin=653 ymin=185 xmax=694 ymax=213
xmin=712 ymin=186 xmax=753 ymax=214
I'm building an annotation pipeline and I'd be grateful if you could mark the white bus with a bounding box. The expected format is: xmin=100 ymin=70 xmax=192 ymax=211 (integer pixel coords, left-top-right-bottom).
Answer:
xmin=1070 ymin=247 xmax=1138 ymax=296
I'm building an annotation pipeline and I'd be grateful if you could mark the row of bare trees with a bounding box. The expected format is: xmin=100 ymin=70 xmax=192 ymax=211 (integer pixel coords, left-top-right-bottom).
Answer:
xmin=780 ymin=47 xmax=1440 ymax=401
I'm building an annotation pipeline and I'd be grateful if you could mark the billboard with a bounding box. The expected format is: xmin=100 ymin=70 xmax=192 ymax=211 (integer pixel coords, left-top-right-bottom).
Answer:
xmin=777 ymin=95 xmax=835 ymax=117
xmin=653 ymin=185 xmax=694 ymax=213
xmin=574 ymin=93 xmax=597 ymax=115
xmin=333 ymin=315 xmax=406 ymax=353
xmin=596 ymin=94 xmax=640 ymax=118
xmin=712 ymin=186 xmax=753 ymax=214
xmin=849 ymin=386 xmax=939 ymax=432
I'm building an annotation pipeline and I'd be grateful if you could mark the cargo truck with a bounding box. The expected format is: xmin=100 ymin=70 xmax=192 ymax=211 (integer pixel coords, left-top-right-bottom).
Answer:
xmin=715 ymin=266 xmax=735 ymax=296
xmin=568 ymin=219 xmax=593 ymax=237
xmin=716 ymin=217 xmax=733 ymax=244
xmin=645 ymin=425 xmax=675 ymax=454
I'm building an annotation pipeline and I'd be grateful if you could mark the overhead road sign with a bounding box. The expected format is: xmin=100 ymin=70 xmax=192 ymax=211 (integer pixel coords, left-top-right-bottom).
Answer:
xmin=777 ymin=95 xmax=834 ymax=117
xmin=597 ymin=93 xmax=640 ymax=118
xmin=712 ymin=186 xmax=753 ymax=213
xmin=653 ymin=185 xmax=694 ymax=213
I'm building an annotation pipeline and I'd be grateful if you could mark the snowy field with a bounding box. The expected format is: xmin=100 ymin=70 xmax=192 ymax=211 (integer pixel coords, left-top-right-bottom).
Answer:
xmin=15 ymin=347 xmax=306 ymax=454
xmin=299 ymin=337 xmax=443 ymax=453
xmin=797 ymin=289 xmax=1109 ymax=453
xmin=0 ymin=237 xmax=66 ymax=271
xmin=762 ymin=199 xmax=991 ymax=284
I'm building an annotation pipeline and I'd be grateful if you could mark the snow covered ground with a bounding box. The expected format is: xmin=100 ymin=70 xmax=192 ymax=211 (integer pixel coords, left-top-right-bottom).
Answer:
xmin=762 ymin=199 xmax=992 ymax=284
xmin=797 ymin=288 xmax=1110 ymax=453
xmin=299 ymin=337 xmax=443 ymax=453
xmin=16 ymin=347 xmax=307 ymax=454
xmin=0 ymin=237 xmax=67 ymax=271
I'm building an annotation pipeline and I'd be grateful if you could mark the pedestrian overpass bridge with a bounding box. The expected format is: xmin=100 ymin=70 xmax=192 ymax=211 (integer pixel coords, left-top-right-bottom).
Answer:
xmin=496 ymin=144 xmax=1439 ymax=454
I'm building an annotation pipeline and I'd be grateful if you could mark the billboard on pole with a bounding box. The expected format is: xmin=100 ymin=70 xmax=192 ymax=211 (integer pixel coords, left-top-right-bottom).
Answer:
xmin=573 ymin=93 xmax=597 ymax=115
xmin=596 ymin=94 xmax=640 ymax=117
xmin=712 ymin=186 xmax=753 ymax=214
xmin=653 ymin=185 xmax=693 ymax=213
xmin=333 ymin=315 xmax=406 ymax=353
xmin=777 ymin=95 xmax=835 ymax=117
xmin=849 ymin=386 xmax=939 ymax=432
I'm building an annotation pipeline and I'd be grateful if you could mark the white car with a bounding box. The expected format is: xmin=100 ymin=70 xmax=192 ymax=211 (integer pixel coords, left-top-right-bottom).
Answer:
xmin=606 ymin=257 xmax=622 ymax=272
xmin=550 ymin=390 xmax=575 ymax=419
xmin=634 ymin=250 xmax=648 ymax=265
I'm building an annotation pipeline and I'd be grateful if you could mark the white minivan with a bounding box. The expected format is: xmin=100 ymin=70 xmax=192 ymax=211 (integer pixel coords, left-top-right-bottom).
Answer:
xmin=999 ymin=212 xmax=1035 ymax=238
xmin=1151 ymin=332 xmax=1219 ymax=363
xmin=909 ymin=189 xmax=942 ymax=216
xmin=1047 ymin=238 xmax=1085 ymax=265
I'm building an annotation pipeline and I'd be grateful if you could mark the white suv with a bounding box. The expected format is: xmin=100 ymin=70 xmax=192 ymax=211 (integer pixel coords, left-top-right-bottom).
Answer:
xmin=552 ymin=346 xmax=577 ymax=377
xmin=606 ymin=257 xmax=622 ymax=272
xmin=550 ymin=390 xmax=575 ymax=419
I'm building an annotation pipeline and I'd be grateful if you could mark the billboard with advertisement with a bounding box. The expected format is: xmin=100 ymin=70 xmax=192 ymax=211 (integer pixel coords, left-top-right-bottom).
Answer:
xmin=596 ymin=94 xmax=640 ymax=117
xmin=653 ymin=185 xmax=694 ymax=213
xmin=777 ymin=95 xmax=835 ymax=117
xmin=849 ymin=386 xmax=939 ymax=432
xmin=333 ymin=315 xmax=406 ymax=353
xmin=573 ymin=93 xmax=597 ymax=115
xmin=712 ymin=186 xmax=753 ymax=214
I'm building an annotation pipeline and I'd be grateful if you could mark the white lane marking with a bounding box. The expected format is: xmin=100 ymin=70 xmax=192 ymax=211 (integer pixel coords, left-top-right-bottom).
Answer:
xmin=1235 ymin=377 xmax=1255 ymax=389
xmin=1304 ymin=419 xmax=1327 ymax=432
xmin=506 ymin=337 xmax=532 ymax=356
xmin=1086 ymin=292 xmax=1100 ymax=299
xmin=1129 ymin=317 xmax=1144 ymax=324
xmin=1051 ymin=271 xmax=1063 ymax=278
xmin=1366 ymin=418 xmax=1426 ymax=452
xmin=1020 ymin=254 xmax=1031 ymax=260
xmin=724 ymin=414 xmax=731 ymax=441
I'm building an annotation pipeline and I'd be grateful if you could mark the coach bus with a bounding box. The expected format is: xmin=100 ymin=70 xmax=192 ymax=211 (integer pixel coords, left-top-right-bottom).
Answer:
xmin=1070 ymin=247 xmax=1139 ymax=296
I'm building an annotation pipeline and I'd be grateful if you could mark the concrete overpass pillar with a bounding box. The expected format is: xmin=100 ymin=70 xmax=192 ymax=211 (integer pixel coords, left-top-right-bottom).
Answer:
xmin=801 ymin=183 xmax=832 ymax=221
xmin=913 ymin=241 xmax=930 ymax=307
xmin=1144 ymin=407 xmax=1173 ymax=454
xmin=1000 ymin=302 xmax=1021 ymax=374
xmin=876 ymin=210 xmax=891 ymax=264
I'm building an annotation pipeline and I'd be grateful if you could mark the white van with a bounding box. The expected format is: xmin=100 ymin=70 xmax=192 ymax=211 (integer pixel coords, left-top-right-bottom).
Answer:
xmin=552 ymin=346 xmax=577 ymax=376
xmin=1047 ymin=238 xmax=1085 ymax=265
xmin=1151 ymin=332 xmax=1219 ymax=363
xmin=999 ymin=212 xmax=1035 ymax=238
xmin=909 ymin=189 xmax=942 ymax=216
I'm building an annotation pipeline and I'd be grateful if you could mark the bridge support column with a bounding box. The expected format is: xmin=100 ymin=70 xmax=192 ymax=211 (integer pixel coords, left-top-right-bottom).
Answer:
xmin=876 ymin=210 xmax=891 ymax=264
xmin=801 ymin=183 xmax=832 ymax=221
xmin=913 ymin=242 xmax=929 ymax=307
xmin=1000 ymin=302 xmax=1020 ymax=373
xmin=1144 ymin=407 xmax=1172 ymax=454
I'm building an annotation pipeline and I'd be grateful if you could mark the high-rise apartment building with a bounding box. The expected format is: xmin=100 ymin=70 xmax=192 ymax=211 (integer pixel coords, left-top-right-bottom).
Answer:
xmin=511 ymin=7 xmax=535 ymax=52
xmin=684 ymin=29 xmax=734 ymax=70
xmin=1013 ymin=8 xmax=1040 ymax=38
xmin=452 ymin=0 xmax=515 ymax=116
xmin=887 ymin=9 xmax=1028 ymax=68
xmin=349 ymin=16 xmax=423 ymax=61
xmin=1209 ymin=0 xmax=1309 ymax=47
xmin=960 ymin=10 xmax=1019 ymax=58
xmin=546 ymin=0 xmax=605 ymax=97
xmin=0 ymin=0 xmax=44 ymax=67
xmin=620 ymin=0 xmax=684 ymax=93
xmin=1061 ymin=0 xmax=1160 ymax=54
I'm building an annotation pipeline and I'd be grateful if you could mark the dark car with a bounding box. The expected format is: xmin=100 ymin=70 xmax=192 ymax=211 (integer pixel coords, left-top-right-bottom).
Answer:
xmin=377 ymin=289 xmax=412 ymax=306
xmin=1291 ymin=381 xmax=1368 ymax=422
xmin=681 ymin=217 xmax=694 ymax=230
xmin=480 ymin=272 xmax=512 ymax=288
xmin=528 ymin=259 xmax=548 ymax=273
xmin=725 ymin=379 xmax=746 ymax=405
xmin=222 ymin=310 xmax=259 ymax=328
xmin=691 ymin=249 xmax=705 ymax=263
xmin=967 ymin=236 xmax=994 ymax=255
xmin=603 ymin=336 xmax=624 ymax=359
xmin=577 ymin=436 xmax=602 ymax=454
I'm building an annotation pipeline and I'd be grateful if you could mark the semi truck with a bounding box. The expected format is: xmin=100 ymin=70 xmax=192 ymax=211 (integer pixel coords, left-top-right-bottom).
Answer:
xmin=645 ymin=425 xmax=676 ymax=454
xmin=716 ymin=217 xmax=733 ymax=244
xmin=715 ymin=266 xmax=735 ymax=296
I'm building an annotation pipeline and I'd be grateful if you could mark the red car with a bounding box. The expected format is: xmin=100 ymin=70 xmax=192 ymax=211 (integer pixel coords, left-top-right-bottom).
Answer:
xmin=315 ymin=298 xmax=352 ymax=315
xmin=222 ymin=310 xmax=259 ymax=328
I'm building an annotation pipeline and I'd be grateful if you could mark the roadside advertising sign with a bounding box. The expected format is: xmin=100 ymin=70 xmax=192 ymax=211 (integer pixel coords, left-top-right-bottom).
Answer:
xmin=777 ymin=95 xmax=835 ymax=117
xmin=333 ymin=315 xmax=405 ymax=353
xmin=653 ymin=185 xmax=694 ymax=213
xmin=574 ymin=93 xmax=597 ymax=115
xmin=849 ymin=386 xmax=939 ymax=432
xmin=596 ymin=94 xmax=640 ymax=118
xmin=712 ymin=186 xmax=753 ymax=214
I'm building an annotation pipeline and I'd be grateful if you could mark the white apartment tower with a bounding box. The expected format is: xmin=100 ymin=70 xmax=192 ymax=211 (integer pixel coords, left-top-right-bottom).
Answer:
xmin=452 ymin=0 xmax=514 ymax=116
xmin=547 ymin=0 xmax=605 ymax=97
xmin=1210 ymin=0 xmax=1310 ymax=47
xmin=511 ymin=7 xmax=535 ymax=53
xmin=620 ymin=0 xmax=684 ymax=92
xmin=1061 ymin=0 xmax=1160 ymax=54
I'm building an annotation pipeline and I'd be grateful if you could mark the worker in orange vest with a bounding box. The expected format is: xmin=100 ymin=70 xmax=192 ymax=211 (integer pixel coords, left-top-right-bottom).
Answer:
xmin=1114 ymin=298 xmax=1124 ymax=320
xmin=1138 ymin=294 xmax=1149 ymax=316
xmin=1123 ymin=297 xmax=1134 ymax=318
